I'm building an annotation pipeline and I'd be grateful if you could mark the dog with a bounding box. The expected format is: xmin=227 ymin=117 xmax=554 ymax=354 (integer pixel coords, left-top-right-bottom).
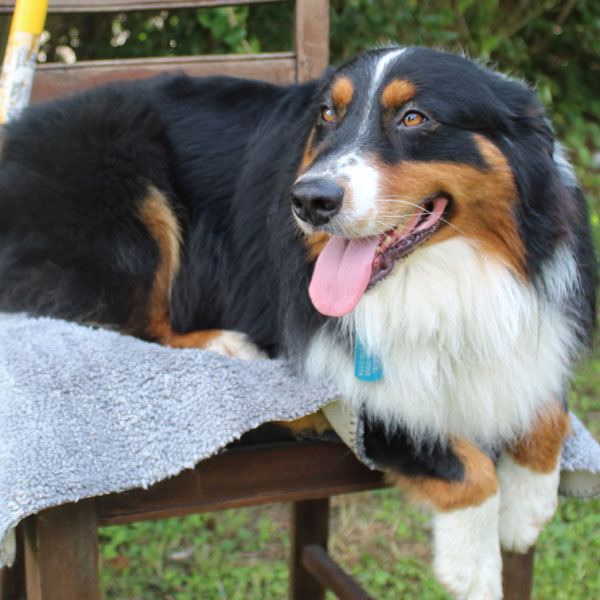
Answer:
xmin=0 ymin=46 xmax=595 ymax=599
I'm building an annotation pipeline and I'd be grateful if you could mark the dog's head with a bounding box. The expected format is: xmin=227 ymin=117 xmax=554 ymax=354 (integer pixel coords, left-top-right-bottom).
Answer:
xmin=292 ymin=47 xmax=582 ymax=317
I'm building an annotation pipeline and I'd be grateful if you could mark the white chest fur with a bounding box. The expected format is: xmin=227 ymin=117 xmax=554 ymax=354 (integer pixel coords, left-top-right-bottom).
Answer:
xmin=304 ymin=238 xmax=580 ymax=447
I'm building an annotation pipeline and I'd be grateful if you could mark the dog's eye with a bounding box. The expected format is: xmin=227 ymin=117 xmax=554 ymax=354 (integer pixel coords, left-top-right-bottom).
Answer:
xmin=321 ymin=107 xmax=336 ymax=124
xmin=400 ymin=111 xmax=427 ymax=128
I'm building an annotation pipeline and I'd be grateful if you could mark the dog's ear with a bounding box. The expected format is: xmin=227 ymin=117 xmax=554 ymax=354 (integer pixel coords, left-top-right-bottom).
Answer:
xmin=520 ymin=101 xmax=555 ymax=158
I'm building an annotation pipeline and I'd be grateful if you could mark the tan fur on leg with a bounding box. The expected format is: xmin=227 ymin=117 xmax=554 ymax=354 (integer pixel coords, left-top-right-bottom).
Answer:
xmin=498 ymin=401 xmax=570 ymax=553
xmin=274 ymin=410 xmax=332 ymax=436
xmin=506 ymin=401 xmax=571 ymax=473
xmin=388 ymin=438 xmax=502 ymax=600
xmin=388 ymin=437 xmax=498 ymax=512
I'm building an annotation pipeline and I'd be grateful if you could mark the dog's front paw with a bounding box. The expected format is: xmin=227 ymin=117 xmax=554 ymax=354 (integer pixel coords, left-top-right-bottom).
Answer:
xmin=433 ymin=494 xmax=502 ymax=600
xmin=204 ymin=330 xmax=267 ymax=360
xmin=497 ymin=454 xmax=560 ymax=553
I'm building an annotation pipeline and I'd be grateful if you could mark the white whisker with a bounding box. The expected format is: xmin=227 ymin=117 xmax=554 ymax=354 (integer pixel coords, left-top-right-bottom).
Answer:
xmin=378 ymin=196 xmax=465 ymax=235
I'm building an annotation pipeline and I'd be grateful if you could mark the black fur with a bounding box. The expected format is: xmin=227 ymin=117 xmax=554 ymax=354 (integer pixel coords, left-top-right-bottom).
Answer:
xmin=362 ymin=415 xmax=466 ymax=481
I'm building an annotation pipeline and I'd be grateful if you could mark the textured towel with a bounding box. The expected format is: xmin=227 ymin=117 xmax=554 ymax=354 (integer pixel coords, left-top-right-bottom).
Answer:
xmin=0 ymin=313 xmax=338 ymax=565
xmin=1 ymin=312 xmax=599 ymax=567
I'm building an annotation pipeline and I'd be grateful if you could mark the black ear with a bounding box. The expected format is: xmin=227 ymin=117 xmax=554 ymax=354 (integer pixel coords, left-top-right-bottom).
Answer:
xmin=493 ymin=76 xmax=555 ymax=152
xmin=520 ymin=102 xmax=555 ymax=158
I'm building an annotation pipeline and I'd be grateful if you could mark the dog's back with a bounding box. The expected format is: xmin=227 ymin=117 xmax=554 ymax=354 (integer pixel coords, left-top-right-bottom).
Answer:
xmin=0 ymin=74 xmax=317 ymax=352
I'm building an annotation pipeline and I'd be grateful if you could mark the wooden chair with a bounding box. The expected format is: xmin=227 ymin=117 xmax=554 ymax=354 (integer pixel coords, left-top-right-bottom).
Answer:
xmin=0 ymin=1 xmax=536 ymax=598
xmin=2 ymin=0 xmax=329 ymax=103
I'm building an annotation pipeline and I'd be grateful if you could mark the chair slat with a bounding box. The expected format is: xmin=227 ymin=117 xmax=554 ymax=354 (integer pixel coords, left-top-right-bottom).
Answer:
xmin=0 ymin=0 xmax=286 ymax=13
xmin=96 ymin=442 xmax=387 ymax=526
xmin=30 ymin=52 xmax=297 ymax=102
xmin=294 ymin=0 xmax=329 ymax=81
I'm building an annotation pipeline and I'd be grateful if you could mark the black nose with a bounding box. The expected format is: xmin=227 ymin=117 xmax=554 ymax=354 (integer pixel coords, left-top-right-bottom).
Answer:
xmin=291 ymin=179 xmax=344 ymax=226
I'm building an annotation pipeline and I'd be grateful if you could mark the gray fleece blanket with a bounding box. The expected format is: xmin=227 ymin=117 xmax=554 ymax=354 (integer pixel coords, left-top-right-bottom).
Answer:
xmin=1 ymin=312 xmax=599 ymax=567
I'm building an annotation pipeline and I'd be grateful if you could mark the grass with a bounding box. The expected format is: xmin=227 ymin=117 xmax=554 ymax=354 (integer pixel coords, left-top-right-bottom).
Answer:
xmin=98 ymin=347 xmax=600 ymax=599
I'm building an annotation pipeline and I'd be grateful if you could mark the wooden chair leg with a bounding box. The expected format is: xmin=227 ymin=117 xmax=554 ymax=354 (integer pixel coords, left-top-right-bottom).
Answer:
xmin=502 ymin=546 xmax=536 ymax=600
xmin=289 ymin=498 xmax=329 ymax=600
xmin=302 ymin=545 xmax=374 ymax=600
xmin=24 ymin=500 xmax=99 ymax=600
xmin=1 ymin=525 xmax=25 ymax=600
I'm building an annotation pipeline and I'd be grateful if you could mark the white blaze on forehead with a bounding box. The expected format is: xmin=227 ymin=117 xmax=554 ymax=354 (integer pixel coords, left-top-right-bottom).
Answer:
xmin=294 ymin=48 xmax=407 ymax=233
xmin=358 ymin=47 xmax=407 ymax=137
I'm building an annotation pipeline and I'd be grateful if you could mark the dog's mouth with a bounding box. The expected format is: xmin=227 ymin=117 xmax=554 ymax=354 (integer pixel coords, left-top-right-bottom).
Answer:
xmin=370 ymin=196 xmax=448 ymax=287
xmin=308 ymin=196 xmax=449 ymax=317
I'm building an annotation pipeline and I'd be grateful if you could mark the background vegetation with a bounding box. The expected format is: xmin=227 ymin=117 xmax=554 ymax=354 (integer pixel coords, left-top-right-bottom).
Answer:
xmin=2 ymin=0 xmax=597 ymax=597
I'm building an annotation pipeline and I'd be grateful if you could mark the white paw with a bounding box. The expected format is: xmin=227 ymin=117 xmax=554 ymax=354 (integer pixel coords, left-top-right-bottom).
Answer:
xmin=204 ymin=330 xmax=267 ymax=360
xmin=433 ymin=494 xmax=503 ymax=600
xmin=497 ymin=454 xmax=560 ymax=553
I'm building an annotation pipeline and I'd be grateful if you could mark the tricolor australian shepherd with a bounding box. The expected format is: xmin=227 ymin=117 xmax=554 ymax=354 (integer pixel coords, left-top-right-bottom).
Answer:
xmin=0 ymin=47 xmax=595 ymax=598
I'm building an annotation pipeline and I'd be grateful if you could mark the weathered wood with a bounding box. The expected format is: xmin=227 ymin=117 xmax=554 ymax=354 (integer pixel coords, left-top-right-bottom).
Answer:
xmin=294 ymin=0 xmax=329 ymax=81
xmin=0 ymin=0 xmax=286 ymax=12
xmin=502 ymin=546 xmax=536 ymax=600
xmin=0 ymin=525 xmax=24 ymax=600
xmin=23 ymin=500 xmax=99 ymax=600
xmin=302 ymin=544 xmax=374 ymax=600
xmin=0 ymin=562 xmax=21 ymax=600
xmin=289 ymin=499 xmax=329 ymax=600
xmin=98 ymin=442 xmax=387 ymax=526
xmin=30 ymin=53 xmax=297 ymax=103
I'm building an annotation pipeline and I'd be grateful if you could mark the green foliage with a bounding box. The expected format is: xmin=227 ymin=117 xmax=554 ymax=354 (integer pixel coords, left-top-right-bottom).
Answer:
xmin=99 ymin=509 xmax=290 ymax=599
xmin=28 ymin=4 xmax=291 ymax=63
xmin=10 ymin=5 xmax=272 ymax=64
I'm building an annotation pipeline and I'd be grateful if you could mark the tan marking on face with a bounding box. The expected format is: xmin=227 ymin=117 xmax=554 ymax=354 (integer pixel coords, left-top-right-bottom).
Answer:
xmin=305 ymin=232 xmax=331 ymax=261
xmin=388 ymin=437 xmax=499 ymax=512
xmin=377 ymin=135 xmax=526 ymax=277
xmin=299 ymin=126 xmax=317 ymax=174
xmin=331 ymin=76 xmax=354 ymax=110
xmin=138 ymin=187 xmax=182 ymax=343
xmin=299 ymin=78 xmax=352 ymax=176
xmin=507 ymin=402 xmax=571 ymax=473
xmin=381 ymin=79 xmax=416 ymax=109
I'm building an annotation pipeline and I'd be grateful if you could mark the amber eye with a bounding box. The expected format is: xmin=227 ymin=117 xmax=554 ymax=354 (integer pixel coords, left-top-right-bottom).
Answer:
xmin=400 ymin=111 xmax=426 ymax=127
xmin=321 ymin=106 xmax=336 ymax=124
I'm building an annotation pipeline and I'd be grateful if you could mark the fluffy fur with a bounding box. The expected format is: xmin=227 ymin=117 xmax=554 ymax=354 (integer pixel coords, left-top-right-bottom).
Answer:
xmin=0 ymin=47 xmax=595 ymax=598
xmin=433 ymin=493 xmax=502 ymax=600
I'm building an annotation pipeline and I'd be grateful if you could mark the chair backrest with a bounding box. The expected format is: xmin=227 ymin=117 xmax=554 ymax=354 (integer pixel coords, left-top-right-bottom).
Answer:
xmin=0 ymin=0 xmax=329 ymax=103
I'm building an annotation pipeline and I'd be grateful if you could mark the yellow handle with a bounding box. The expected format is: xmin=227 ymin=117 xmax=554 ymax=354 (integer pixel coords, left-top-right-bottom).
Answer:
xmin=9 ymin=0 xmax=48 ymax=35
xmin=0 ymin=0 xmax=49 ymax=122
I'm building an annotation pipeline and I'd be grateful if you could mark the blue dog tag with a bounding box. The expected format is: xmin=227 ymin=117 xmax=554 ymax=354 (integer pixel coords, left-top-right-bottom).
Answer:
xmin=354 ymin=338 xmax=383 ymax=382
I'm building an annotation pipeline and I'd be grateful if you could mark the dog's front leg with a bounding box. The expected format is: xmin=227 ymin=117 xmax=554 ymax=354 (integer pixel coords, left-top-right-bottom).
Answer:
xmin=497 ymin=400 xmax=569 ymax=553
xmin=384 ymin=436 xmax=502 ymax=600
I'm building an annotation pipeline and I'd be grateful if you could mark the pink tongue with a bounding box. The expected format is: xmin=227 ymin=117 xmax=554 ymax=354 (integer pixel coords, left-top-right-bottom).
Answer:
xmin=309 ymin=236 xmax=380 ymax=317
